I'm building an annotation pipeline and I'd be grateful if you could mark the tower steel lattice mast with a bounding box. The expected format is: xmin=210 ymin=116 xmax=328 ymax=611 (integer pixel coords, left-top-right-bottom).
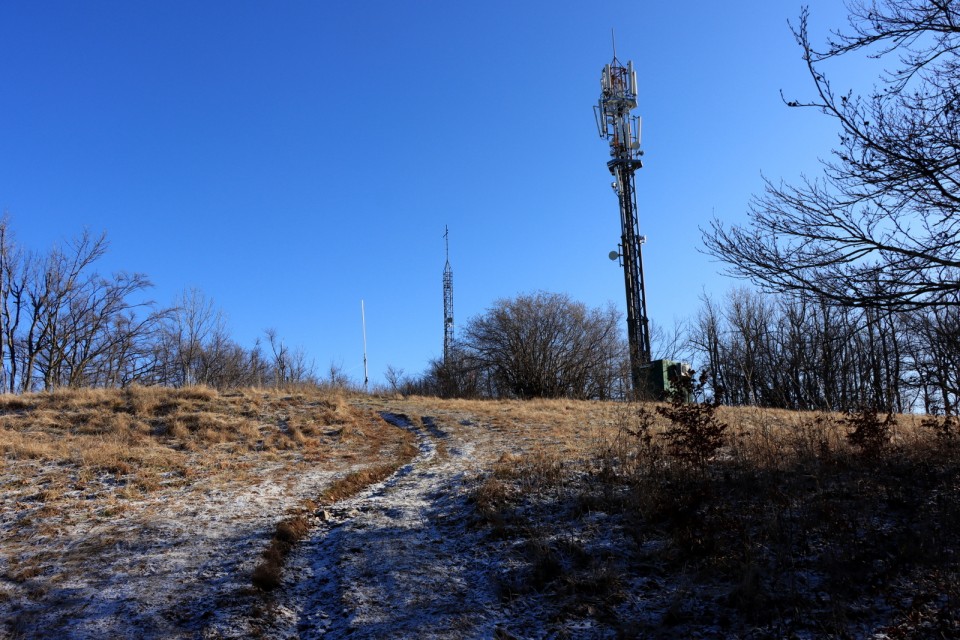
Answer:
xmin=443 ymin=226 xmax=454 ymax=364
xmin=595 ymin=51 xmax=652 ymax=396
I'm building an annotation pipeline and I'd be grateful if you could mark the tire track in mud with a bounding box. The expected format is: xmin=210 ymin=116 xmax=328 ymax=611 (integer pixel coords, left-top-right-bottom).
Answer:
xmin=252 ymin=412 xmax=500 ymax=640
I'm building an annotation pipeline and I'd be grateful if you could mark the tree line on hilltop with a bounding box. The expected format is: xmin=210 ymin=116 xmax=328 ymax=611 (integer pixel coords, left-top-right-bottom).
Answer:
xmin=695 ymin=0 xmax=960 ymax=415
xmin=395 ymin=286 xmax=958 ymax=415
xmin=0 ymin=217 xmax=315 ymax=393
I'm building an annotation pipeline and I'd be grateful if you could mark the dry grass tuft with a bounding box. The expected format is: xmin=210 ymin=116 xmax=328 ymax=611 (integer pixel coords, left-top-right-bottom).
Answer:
xmin=251 ymin=514 xmax=313 ymax=591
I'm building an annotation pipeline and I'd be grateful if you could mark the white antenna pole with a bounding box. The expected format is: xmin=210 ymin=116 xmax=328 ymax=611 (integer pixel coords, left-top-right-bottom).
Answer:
xmin=361 ymin=300 xmax=369 ymax=390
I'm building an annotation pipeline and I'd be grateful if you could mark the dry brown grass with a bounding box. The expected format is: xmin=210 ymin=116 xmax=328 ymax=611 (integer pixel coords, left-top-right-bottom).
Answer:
xmin=392 ymin=395 xmax=636 ymax=461
xmin=319 ymin=444 xmax=420 ymax=505
xmin=0 ymin=385 xmax=388 ymax=476
xmin=0 ymin=387 xmax=416 ymax=500
xmin=1 ymin=384 xmax=423 ymax=631
xmin=0 ymin=385 xmax=414 ymax=552
xmin=249 ymin=447 xmax=422 ymax=592
xmin=251 ymin=514 xmax=313 ymax=591
xmin=437 ymin=397 xmax=960 ymax=637
xmin=9 ymin=388 xmax=957 ymax=636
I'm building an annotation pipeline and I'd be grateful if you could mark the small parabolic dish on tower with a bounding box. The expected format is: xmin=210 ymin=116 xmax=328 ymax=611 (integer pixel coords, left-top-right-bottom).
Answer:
xmin=609 ymin=250 xmax=620 ymax=261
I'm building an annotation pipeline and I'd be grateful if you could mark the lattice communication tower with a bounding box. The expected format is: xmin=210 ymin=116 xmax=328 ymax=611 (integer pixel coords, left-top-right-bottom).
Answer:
xmin=594 ymin=52 xmax=652 ymax=395
xmin=443 ymin=226 xmax=454 ymax=364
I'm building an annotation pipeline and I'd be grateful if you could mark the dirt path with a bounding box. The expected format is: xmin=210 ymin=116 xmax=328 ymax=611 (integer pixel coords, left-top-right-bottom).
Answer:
xmin=248 ymin=411 xmax=507 ymax=639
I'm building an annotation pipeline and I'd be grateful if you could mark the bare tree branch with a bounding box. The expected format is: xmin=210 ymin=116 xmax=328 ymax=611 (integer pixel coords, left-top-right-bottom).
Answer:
xmin=704 ymin=0 xmax=960 ymax=311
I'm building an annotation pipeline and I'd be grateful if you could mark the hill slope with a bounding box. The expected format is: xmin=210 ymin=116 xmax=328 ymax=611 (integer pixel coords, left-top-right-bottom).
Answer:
xmin=2 ymin=389 xmax=958 ymax=638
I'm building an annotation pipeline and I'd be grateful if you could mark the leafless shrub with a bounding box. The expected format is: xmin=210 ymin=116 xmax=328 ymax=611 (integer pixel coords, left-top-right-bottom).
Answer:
xmin=251 ymin=552 xmax=284 ymax=591
xmin=789 ymin=412 xmax=838 ymax=461
xmin=472 ymin=475 xmax=514 ymax=531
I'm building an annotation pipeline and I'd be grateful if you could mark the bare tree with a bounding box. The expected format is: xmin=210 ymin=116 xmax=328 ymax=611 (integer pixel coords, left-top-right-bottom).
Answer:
xmin=0 ymin=217 xmax=324 ymax=393
xmin=690 ymin=287 xmax=916 ymax=412
xmin=164 ymin=288 xmax=222 ymax=386
xmin=54 ymin=271 xmax=157 ymax=388
xmin=704 ymin=0 xmax=960 ymax=311
xmin=23 ymin=231 xmax=109 ymax=391
xmin=649 ymin=318 xmax=690 ymax=364
xmin=322 ymin=361 xmax=352 ymax=390
xmin=103 ymin=307 xmax=169 ymax=387
xmin=0 ymin=215 xmax=24 ymax=392
xmin=413 ymin=347 xmax=483 ymax=399
xmin=287 ymin=346 xmax=315 ymax=385
xmin=0 ymin=224 xmax=169 ymax=392
xmin=905 ymin=301 xmax=960 ymax=414
xmin=384 ymin=364 xmax=405 ymax=394
xmin=265 ymin=328 xmax=288 ymax=387
xmin=461 ymin=292 xmax=624 ymax=399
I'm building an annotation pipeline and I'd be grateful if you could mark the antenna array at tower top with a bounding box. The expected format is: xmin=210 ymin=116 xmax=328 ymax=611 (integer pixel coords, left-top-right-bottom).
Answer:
xmin=595 ymin=58 xmax=642 ymax=161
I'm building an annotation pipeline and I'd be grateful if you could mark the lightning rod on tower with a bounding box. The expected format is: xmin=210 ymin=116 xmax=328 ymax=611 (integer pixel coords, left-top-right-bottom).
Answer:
xmin=594 ymin=43 xmax=652 ymax=397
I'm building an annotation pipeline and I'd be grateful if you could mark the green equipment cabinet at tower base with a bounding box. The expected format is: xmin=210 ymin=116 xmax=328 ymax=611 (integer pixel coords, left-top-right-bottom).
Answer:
xmin=638 ymin=359 xmax=694 ymax=401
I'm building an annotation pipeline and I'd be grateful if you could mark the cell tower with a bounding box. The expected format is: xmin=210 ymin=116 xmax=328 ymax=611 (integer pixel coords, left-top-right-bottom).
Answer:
xmin=594 ymin=46 xmax=652 ymax=396
xmin=443 ymin=226 xmax=454 ymax=364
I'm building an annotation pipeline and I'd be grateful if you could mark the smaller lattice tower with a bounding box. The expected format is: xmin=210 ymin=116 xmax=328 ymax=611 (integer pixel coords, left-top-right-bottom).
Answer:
xmin=443 ymin=226 xmax=454 ymax=364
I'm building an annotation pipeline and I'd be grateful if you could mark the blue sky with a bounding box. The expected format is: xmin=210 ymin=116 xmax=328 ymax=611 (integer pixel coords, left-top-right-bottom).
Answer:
xmin=1 ymin=1 xmax=858 ymax=384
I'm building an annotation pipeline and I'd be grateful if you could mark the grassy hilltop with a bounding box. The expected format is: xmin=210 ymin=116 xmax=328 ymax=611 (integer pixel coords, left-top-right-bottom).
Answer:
xmin=1 ymin=387 xmax=958 ymax=637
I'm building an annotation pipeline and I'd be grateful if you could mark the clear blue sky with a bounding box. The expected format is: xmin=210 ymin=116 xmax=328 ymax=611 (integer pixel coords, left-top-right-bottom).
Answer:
xmin=1 ymin=1 xmax=858 ymax=384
